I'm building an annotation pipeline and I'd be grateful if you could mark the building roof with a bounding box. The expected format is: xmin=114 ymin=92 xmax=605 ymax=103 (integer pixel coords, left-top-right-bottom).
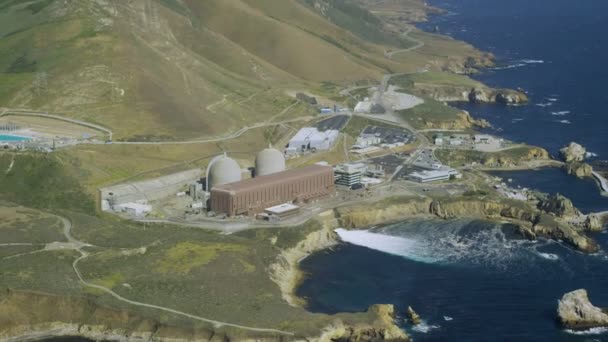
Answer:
xmin=213 ymin=164 xmax=333 ymax=193
xmin=290 ymin=127 xmax=339 ymax=144
xmin=265 ymin=203 xmax=299 ymax=214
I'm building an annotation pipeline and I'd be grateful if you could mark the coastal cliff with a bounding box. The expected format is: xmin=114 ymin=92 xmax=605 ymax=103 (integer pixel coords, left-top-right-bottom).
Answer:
xmin=0 ymin=289 xmax=240 ymax=342
xmin=270 ymin=210 xmax=339 ymax=307
xmin=334 ymin=196 xmax=598 ymax=253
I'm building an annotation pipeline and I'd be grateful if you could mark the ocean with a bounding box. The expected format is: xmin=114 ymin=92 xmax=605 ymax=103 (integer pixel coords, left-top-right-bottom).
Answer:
xmin=297 ymin=0 xmax=608 ymax=340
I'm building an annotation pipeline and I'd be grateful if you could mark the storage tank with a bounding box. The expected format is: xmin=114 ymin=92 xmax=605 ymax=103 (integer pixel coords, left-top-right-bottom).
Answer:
xmin=255 ymin=147 xmax=286 ymax=177
xmin=206 ymin=154 xmax=242 ymax=191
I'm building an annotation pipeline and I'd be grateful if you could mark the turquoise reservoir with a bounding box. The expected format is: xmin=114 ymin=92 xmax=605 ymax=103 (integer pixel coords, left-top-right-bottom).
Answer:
xmin=0 ymin=134 xmax=30 ymax=142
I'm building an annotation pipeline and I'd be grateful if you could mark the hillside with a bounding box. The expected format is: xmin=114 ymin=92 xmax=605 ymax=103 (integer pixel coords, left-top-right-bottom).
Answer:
xmin=0 ymin=0 xmax=490 ymax=140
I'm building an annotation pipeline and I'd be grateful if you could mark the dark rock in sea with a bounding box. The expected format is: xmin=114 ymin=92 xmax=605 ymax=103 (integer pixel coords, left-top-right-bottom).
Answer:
xmin=558 ymin=289 xmax=608 ymax=329
xmin=537 ymin=193 xmax=582 ymax=219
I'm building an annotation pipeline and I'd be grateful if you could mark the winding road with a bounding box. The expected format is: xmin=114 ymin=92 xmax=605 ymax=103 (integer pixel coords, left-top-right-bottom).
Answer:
xmin=0 ymin=214 xmax=294 ymax=336
xmin=386 ymin=26 xmax=425 ymax=58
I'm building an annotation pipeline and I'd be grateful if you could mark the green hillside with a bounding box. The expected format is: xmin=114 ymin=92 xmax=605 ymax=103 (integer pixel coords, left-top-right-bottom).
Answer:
xmin=0 ymin=0 xmax=488 ymax=141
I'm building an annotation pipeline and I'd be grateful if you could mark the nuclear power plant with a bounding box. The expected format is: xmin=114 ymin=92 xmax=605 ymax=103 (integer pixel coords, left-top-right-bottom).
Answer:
xmin=205 ymin=147 xmax=334 ymax=217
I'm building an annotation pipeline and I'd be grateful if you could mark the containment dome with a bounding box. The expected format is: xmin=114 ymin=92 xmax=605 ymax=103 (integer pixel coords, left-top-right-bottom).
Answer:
xmin=255 ymin=148 xmax=286 ymax=177
xmin=207 ymin=154 xmax=242 ymax=190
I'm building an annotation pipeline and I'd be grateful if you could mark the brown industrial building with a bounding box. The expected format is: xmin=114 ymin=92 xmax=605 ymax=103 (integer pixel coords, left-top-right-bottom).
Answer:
xmin=210 ymin=164 xmax=335 ymax=217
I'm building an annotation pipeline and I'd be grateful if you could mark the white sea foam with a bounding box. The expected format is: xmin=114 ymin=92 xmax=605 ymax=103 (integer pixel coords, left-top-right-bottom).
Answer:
xmin=412 ymin=321 xmax=440 ymax=333
xmin=538 ymin=253 xmax=559 ymax=260
xmin=564 ymin=327 xmax=608 ymax=335
xmin=551 ymin=111 xmax=570 ymax=116
xmin=536 ymin=103 xmax=553 ymax=108
xmin=520 ymin=59 xmax=545 ymax=64
xmin=334 ymin=228 xmax=436 ymax=263
xmin=546 ymin=98 xmax=558 ymax=102
xmin=512 ymin=118 xmax=524 ymax=123
xmin=557 ymin=120 xmax=572 ymax=124
xmin=443 ymin=316 xmax=454 ymax=321
xmin=586 ymin=152 xmax=599 ymax=158
xmin=336 ymin=220 xmax=544 ymax=271
xmin=492 ymin=63 xmax=526 ymax=70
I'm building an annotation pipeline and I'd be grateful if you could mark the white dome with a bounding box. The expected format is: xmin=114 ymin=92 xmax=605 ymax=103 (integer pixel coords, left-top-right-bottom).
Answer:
xmin=255 ymin=148 xmax=286 ymax=177
xmin=207 ymin=155 xmax=242 ymax=190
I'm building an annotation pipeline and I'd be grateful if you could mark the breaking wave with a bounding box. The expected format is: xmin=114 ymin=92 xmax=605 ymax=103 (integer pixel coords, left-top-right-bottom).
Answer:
xmin=335 ymin=219 xmax=555 ymax=271
xmin=551 ymin=110 xmax=571 ymax=116
xmin=411 ymin=321 xmax=441 ymax=334
xmin=520 ymin=59 xmax=545 ymax=64
xmin=564 ymin=327 xmax=608 ymax=335
xmin=556 ymin=119 xmax=572 ymax=124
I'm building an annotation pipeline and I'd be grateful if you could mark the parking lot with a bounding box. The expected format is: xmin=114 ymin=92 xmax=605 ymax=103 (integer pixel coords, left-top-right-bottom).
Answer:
xmin=315 ymin=115 xmax=350 ymax=131
xmin=368 ymin=154 xmax=405 ymax=175
xmin=362 ymin=125 xmax=412 ymax=144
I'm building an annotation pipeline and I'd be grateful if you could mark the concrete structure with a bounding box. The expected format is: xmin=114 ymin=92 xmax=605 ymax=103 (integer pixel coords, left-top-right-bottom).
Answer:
xmin=409 ymin=168 xmax=459 ymax=183
xmin=210 ymin=164 xmax=334 ymax=217
xmin=255 ymin=147 xmax=286 ymax=177
xmin=113 ymin=202 xmax=152 ymax=217
xmin=335 ymin=163 xmax=367 ymax=187
xmin=99 ymin=169 xmax=201 ymax=209
xmin=206 ymin=154 xmax=241 ymax=191
xmin=288 ymin=127 xmax=339 ymax=153
xmin=264 ymin=203 xmax=300 ymax=220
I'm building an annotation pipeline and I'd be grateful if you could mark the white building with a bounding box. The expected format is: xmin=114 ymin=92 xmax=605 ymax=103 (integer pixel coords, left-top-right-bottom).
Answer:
xmin=353 ymin=136 xmax=382 ymax=149
xmin=288 ymin=127 xmax=339 ymax=152
xmin=474 ymin=134 xmax=492 ymax=143
xmin=335 ymin=163 xmax=367 ymax=187
xmin=434 ymin=137 xmax=444 ymax=146
xmin=449 ymin=138 xmax=464 ymax=146
xmin=409 ymin=167 xmax=460 ymax=183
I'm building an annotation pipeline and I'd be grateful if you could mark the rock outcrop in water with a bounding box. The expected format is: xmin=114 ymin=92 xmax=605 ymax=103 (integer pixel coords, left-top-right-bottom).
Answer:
xmin=406 ymin=306 xmax=422 ymax=325
xmin=560 ymin=142 xmax=587 ymax=163
xmin=537 ymin=194 xmax=582 ymax=219
xmin=560 ymin=143 xmax=594 ymax=179
xmin=558 ymin=289 xmax=608 ymax=329
xmin=564 ymin=162 xmax=593 ymax=178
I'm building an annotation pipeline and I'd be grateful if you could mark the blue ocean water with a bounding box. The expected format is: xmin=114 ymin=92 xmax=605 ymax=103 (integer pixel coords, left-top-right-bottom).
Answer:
xmin=298 ymin=0 xmax=608 ymax=341
xmin=0 ymin=134 xmax=30 ymax=142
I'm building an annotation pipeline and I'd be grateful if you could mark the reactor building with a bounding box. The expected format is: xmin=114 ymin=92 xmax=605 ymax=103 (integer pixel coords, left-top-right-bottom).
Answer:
xmin=210 ymin=164 xmax=334 ymax=217
xmin=206 ymin=153 xmax=242 ymax=191
xmin=255 ymin=147 xmax=286 ymax=177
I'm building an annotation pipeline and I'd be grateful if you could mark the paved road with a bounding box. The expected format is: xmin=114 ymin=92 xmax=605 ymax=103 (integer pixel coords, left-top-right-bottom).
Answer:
xmin=592 ymin=171 xmax=608 ymax=193
xmin=1 ymin=108 xmax=113 ymax=140
xmin=386 ymin=26 xmax=425 ymax=58
xmin=0 ymin=214 xmax=294 ymax=336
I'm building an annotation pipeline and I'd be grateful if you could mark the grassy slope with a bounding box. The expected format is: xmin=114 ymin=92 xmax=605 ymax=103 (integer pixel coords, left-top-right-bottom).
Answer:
xmin=0 ymin=151 xmax=377 ymax=337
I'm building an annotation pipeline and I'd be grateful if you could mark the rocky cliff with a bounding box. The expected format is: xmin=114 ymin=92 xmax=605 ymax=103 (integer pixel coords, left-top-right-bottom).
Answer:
xmin=270 ymin=210 xmax=339 ymax=307
xmin=316 ymin=305 xmax=409 ymax=342
xmin=0 ymin=289 xmax=245 ymax=342
xmin=407 ymin=84 xmax=527 ymax=105
xmin=564 ymin=162 xmax=593 ymax=178
xmin=334 ymin=196 xmax=598 ymax=253
xmin=538 ymin=194 xmax=582 ymax=219
xmin=558 ymin=289 xmax=608 ymax=329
